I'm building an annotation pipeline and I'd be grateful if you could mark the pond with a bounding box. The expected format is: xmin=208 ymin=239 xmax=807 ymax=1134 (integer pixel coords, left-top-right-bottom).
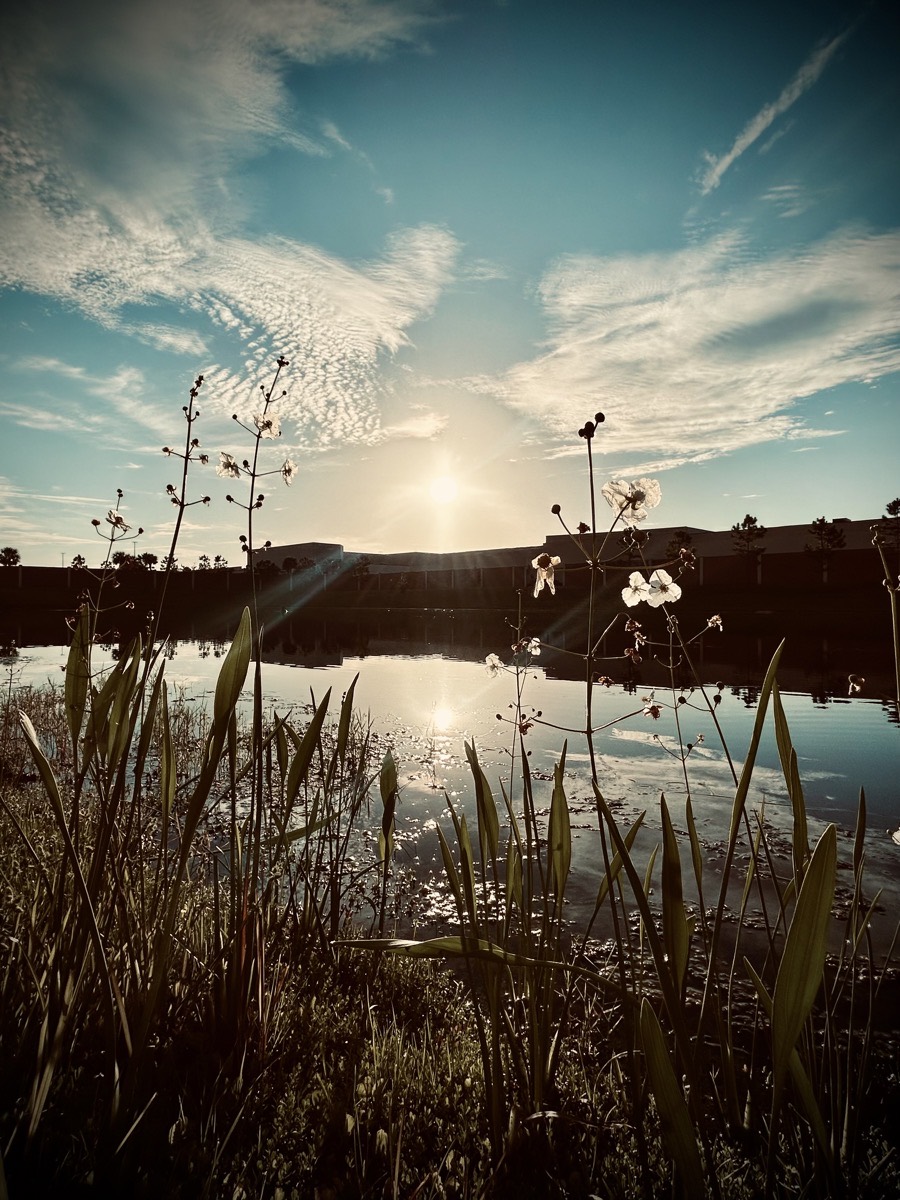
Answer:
xmin=4 ymin=616 xmax=899 ymax=950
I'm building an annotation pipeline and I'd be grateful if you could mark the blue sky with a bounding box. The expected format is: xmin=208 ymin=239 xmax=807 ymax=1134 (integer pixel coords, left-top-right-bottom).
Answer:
xmin=1 ymin=0 xmax=898 ymax=567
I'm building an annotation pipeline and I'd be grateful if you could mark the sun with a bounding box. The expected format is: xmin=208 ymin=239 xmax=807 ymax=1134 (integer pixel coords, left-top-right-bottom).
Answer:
xmin=428 ymin=475 xmax=459 ymax=505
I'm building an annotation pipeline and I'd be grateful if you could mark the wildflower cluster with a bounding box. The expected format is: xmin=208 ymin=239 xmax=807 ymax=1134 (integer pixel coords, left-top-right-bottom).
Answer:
xmin=90 ymin=489 xmax=144 ymax=551
xmin=601 ymin=477 xmax=662 ymax=526
xmin=216 ymin=357 xmax=297 ymax=504
xmin=621 ymin=568 xmax=681 ymax=608
xmin=161 ymin=375 xmax=211 ymax=512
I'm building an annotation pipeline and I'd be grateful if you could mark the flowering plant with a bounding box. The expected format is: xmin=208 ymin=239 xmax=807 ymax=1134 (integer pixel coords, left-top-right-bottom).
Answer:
xmin=532 ymin=552 xmax=561 ymax=597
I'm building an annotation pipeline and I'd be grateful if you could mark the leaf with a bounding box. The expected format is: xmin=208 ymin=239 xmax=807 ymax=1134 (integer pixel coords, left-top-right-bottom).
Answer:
xmin=379 ymin=749 xmax=398 ymax=862
xmin=457 ymin=813 xmax=478 ymax=927
xmin=548 ymin=756 xmax=571 ymax=903
xmin=685 ymin=795 xmax=702 ymax=893
xmin=466 ymin=741 xmax=499 ymax=864
xmin=505 ymin=833 xmax=523 ymax=917
xmin=106 ymin=636 xmax=142 ymax=764
xmin=284 ymin=689 xmax=332 ymax=807
xmin=213 ymin=606 xmax=252 ymax=729
xmin=640 ymin=999 xmax=705 ymax=1194
xmin=660 ymin=794 xmax=690 ymax=993
xmin=337 ymin=674 xmax=359 ymax=764
xmin=64 ymin=604 xmax=91 ymax=754
xmin=744 ymin=958 xmax=833 ymax=1166
xmin=159 ymin=682 xmax=175 ymax=835
xmin=771 ymin=823 xmax=837 ymax=1112
xmin=590 ymin=812 xmax=645 ymax=917
xmin=437 ymin=825 xmax=464 ymax=915
xmin=775 ymin=682 xmax=809 ymax=883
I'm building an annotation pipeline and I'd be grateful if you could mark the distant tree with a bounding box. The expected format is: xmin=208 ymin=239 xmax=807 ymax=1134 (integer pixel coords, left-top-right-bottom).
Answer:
xmin=70 ymin=554 xmax=87 ymax=570
xmin=213 ymin=555 xmax=228 ymax=569
xmin=804 ymin=516 xmax=845 ymax=583
xmin=112 ymin=551 xmax=146 ymax=573
xmin=282 ymin=557 xmax=300 ymax=574
xmin=804 ymin=517 xmax=845 ymax=556
xmin=879 ymin=498 xmax=900 ymax=561
xmin=731 ymin=515 xmax=766 ymax=557
xmin=731 ymin=515 xmax=766 ymax=584
xmin=0 ymin=546 xmax=21 ymax=567
xmin=138 ymin=552 xmax=158 ymax=570
xmin=197 ymin=554 xmax=212 ymax=570
xmin=255 ymin=558 xmax=282 ymax=579
xmin=664 ymin=529 xmax=694 ymax=560
xmin=160 ymin=554 xmax=178 ymax=572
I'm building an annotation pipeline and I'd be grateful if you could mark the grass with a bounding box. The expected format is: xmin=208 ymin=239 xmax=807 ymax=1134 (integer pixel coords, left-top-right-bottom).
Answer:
xmin=1 ymin=622 xmax=898 ymax=1199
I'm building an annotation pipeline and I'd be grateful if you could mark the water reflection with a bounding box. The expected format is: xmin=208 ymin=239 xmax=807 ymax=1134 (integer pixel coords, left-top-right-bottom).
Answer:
xmin=5 ymin=604 xmax=898 ymax=724
xmin=5 ymin=612 xmax=899 ymax=949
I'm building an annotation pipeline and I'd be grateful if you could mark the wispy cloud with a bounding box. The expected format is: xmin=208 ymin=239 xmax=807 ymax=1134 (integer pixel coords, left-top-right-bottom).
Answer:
xmin=0 ymin=0 xmax=457 ymax=454
xmin=699 ymin=30 xmax=850 ymax=194
xmin=761 ymin=182 xmax=814 ymax=219
xmin=11 ymin=357 xmax=187 ymax=443
xmin=197 ymin=225 xmax=460 ymax=447
xmin=462 ymin=228 xmax=900 ymax=470
xmin=374 ymin=407 xmax=449 ymax=442
xmin=125 ymin=324 xmax=210 ymax=357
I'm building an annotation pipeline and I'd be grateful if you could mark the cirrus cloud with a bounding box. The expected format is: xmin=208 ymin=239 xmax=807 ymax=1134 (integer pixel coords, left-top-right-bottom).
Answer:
xmin=462 ymin=227 xmax=900 ymax=467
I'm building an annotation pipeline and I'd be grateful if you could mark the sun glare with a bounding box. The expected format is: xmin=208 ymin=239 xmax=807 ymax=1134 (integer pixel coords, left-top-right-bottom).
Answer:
xmin=428 ymin=475 xmax=459 ymax=505
xmin=431 ymin=705 xmax=455 ymax=732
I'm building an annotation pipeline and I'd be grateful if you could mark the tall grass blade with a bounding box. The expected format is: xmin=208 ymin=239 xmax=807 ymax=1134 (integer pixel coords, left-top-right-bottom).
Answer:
xmin=212 ymin=607 xmax=252 ymax=731
xmin=159 ymin=682 xmax=175 ymax=836
xmin=588 ymin=811 xmax=644 ymax=923
xmin=548 ymin=753 xmax=571 ymax=905
xmin=106 ymin=636 xmax=142 ymax=764
xmin=639 ymin=997 xmax=705 ymax=1195
xmin=466 ymin=741 xmax=499 ymax=864
xmin=771 ymin=822 xmax=837 ymax=1112
xmin=744 ymin=959 xmax=833 ymax=1167
xmin=660 ymin=793 xmax=690 ymax=994
xmin=64 ymin=604 xmax=91 ymax=755
xmin=284 ymin=689 xmax=332 ymax=808
xmin=378 ymin=749 xmax=398 ymax=864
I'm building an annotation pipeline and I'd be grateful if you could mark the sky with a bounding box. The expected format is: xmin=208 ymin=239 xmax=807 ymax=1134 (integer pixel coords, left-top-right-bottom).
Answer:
xmin=1 ymin=0 xmax=898 ymax=568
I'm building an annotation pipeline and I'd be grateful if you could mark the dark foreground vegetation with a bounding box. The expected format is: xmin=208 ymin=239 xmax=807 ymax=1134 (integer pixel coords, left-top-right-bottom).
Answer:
xmin=1 ymin=613 xmax=898 ymax=1199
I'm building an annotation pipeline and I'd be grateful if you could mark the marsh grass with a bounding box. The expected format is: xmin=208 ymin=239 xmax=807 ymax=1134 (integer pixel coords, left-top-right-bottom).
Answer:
xmin=3 ymin=610 xmax=899 ymax=1198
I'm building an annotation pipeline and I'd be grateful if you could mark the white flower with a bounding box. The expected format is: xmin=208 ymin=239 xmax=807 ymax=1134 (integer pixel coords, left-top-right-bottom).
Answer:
xmin=255 ymin=412 xmax=281 ymax=438
xmin=601 ymin=477 xmax=662 ymax=526
xmin=216 ymin=452 xmax=241 ymax=479
xmin=892 ymin=826 xmax=900 ymax=847
xmin=106 ymin=510 xmax=131 ymax=533
xmin=622 ymin=571 xmax=650 ymax=607
xmin=532 ymin=553 xmax=561 ymax=597
xmin=527 ymin=637 xmax=541 ymax=657
xmin=485 ymin=653 xmax=504 ymax=676
xmin=281 ymin=458 xmax=297 ymax=486
xmin=645 ymin=569 xmax=682 ymax=607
